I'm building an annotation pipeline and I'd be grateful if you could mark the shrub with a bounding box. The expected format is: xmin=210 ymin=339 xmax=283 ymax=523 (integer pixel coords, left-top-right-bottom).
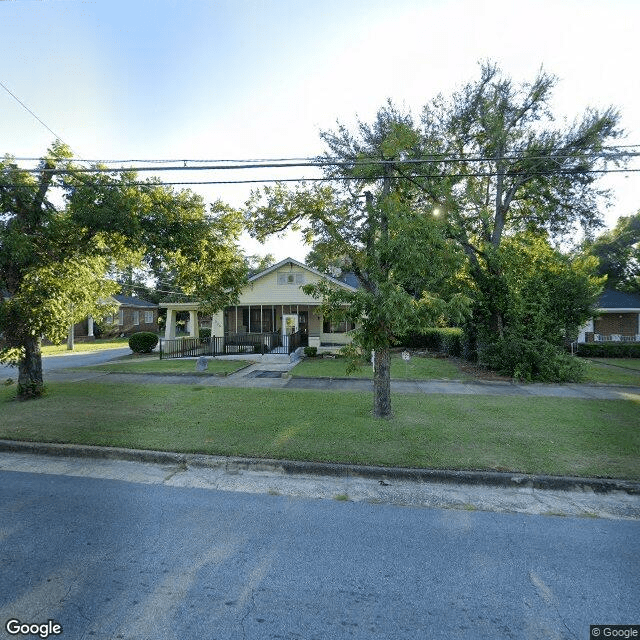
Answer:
xmin=198 ymin=327 xmax=211 ymax=339
xmin=480 ymin=334 xmax=584 ymax=382
xmin=398 ymin=328 xmax=464 ymax=356
xmin=304 ymin=346 xmax=318 ymax=357
xmin=128 ymin=332 xmax=159 ymax=354
xmin=576 ymin=342 xmax=640 ymax=358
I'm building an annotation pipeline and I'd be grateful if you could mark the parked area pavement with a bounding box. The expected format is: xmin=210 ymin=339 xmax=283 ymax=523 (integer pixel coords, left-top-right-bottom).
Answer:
xmin=1 ymin=446 xmax=639 ymax=520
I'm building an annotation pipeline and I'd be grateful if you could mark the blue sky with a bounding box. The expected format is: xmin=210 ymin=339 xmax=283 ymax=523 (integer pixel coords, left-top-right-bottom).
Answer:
xmin=1 ymin=0 xmax=639 ymax=261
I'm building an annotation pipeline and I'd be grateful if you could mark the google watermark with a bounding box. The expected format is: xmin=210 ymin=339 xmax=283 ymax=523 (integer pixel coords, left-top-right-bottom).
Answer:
xmin=591 ymin=626 xmax=640 ymax=639
xmin=5 ymin=619 xmax=63 ymax=638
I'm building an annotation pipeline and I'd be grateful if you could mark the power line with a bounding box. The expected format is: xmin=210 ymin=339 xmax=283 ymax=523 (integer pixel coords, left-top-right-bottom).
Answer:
xmin=35 ymin=166 xmax=639 ymax=187
xmin=0 ymin=79 xmax=86 ymax=161
xmin=14 ymin=151 xmax=640 ymax=175
xmin=8 ymin=144 xmax=640 ymax=165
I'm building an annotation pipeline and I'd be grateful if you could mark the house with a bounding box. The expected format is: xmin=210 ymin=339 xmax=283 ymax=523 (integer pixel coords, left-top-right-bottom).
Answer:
xmin=74 ymin=294 xmax=159 ymax=339
xmin=160 ymin=258 xmax=359 ymax=352
xmin=578 ymin=289 xmax=640 ymax=343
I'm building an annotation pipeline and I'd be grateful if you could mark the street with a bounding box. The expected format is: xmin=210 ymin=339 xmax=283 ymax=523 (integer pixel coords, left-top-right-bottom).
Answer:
xmin=0 ymin=466 xmax=638 ymax=639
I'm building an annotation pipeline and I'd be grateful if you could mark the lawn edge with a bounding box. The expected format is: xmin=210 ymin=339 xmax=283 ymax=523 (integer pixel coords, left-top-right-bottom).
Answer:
xmin=1 ymin=439 xmax=638 ymax=495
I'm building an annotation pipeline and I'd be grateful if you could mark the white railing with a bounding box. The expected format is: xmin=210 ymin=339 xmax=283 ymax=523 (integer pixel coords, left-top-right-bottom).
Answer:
xmin=593 ymin=334 xmax=640 ymax=342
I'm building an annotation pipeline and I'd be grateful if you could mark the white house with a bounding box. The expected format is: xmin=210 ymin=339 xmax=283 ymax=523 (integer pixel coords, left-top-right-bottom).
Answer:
xmin=160 ymin=257 xmax=359 ymax=352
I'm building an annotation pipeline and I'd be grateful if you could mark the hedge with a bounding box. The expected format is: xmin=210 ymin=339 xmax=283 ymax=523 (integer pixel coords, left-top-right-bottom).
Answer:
xmin=576 ymin=342 xmax=640 ymax=358
xmin=397 ymin=328 xmax=464 ymax=356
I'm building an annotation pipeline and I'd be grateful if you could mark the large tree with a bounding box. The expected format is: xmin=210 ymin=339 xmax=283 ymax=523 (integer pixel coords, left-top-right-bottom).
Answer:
xmin=0 ymin=143 xmax=246 ymax=399
xmin=399 ymin=62 xmax=623 ymax=373
xmin=245 ymin=110 xmax=469 ymax=418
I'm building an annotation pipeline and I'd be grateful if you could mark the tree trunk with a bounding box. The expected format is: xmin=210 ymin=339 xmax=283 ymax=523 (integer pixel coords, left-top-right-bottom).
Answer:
xmin=18 ymin=336 xmax=45 ymax=399
xmin=373 ymin=347 xmax=392 ymax=418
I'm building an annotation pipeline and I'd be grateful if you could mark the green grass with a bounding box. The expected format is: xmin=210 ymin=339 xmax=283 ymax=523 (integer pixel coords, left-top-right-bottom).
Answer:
xmin=2 ymin=382 xmax=638 ymax=479
xmin=581 ymin=359 xmax=640 ymax=385
xmin=292 ymin=353 xmax=467 ymax=380
xmin=41 ymin=337 xmax=131 ymax=355
xmin=79 ymin=357 xmax=250 ymax=375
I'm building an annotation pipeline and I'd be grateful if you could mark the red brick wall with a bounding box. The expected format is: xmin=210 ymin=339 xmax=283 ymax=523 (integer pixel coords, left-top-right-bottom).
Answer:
xmin=594 ymin=313 xmax=639 ymax=336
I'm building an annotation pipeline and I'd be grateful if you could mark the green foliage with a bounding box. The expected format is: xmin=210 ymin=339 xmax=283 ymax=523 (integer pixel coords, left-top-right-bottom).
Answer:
xmin=128 ymin=332 xmax=159 ymax=354
xmin=198 ymin=327 xmax=211 ymax=339
xmin=473 ymin=234 xmax=602 ymax=381
xmin=480 ymin=333 xmax=584 ymax=382
xmin=0 ymin=144 xmax=247 ymax=398
xmin=398 ymin=328 xmax=464 ymax=356
xmin=303 ymin=346 xmax=318 ymax=357
xmin=583 ymin=210 xmax=640 ymax=294
xmin=577 ymin=343 xmax=640 ymax=358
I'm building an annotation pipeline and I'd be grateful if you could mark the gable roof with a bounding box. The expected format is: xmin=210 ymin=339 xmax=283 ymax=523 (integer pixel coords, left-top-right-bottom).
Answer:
xmin=598 ymin=289 xmax=640 ymax=310
xmin=248 ymin=257 xmax=359 ymax=292
xmin=114 ymin=294 xmax=158 ymax=308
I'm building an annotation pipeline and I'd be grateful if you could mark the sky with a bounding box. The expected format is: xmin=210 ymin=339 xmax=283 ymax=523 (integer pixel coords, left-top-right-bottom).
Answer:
xmin=1 ymin=0 xmax=639 ymax=262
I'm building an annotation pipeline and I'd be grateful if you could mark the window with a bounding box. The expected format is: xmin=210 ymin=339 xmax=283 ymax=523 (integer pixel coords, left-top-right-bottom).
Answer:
xmin=133 ymin=311 xmax=140 ymax=325
xmin=144 ymin=310 xmax=154 ymax=324
xmin=118 ymin=310 xmax=124 ymax=326
xmin=278 ymin=272 xmax=305 ymax=285
xmin=323 ymin=319 xmax=355 ymax=333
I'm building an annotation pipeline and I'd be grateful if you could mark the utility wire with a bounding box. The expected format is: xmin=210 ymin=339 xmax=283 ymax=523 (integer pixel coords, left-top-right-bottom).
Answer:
xmin=0 ymin=79 xmax=88 ymax=162
xmin=21 ymin=166 xmax=635 ymax=188
xmin=8 ymin=144 xmax=640 ymax=165
xmin=15 ymin=151 xmax=640 ymax=175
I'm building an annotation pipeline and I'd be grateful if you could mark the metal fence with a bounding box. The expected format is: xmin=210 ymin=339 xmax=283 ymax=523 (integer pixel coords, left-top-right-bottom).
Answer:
xmin=159 ymin=331 xmax=304 ymax=359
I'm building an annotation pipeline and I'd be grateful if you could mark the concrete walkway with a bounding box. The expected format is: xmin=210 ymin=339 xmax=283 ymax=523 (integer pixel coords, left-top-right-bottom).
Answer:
xmin=41 ymin=354 xmax=640 ymax=399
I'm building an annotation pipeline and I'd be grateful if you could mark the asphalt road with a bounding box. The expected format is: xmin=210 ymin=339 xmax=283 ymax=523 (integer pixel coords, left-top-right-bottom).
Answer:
xmin=0 ymin=348 xmax=131 ymax=379
xmin=0 ymin=469 xmax=637 ymax=640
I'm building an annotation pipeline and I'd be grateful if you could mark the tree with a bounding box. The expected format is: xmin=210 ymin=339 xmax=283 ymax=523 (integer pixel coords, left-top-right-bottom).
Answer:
xmin=0 ymin=143 xmax=247 ymax=399
xmin=583 ymin=211 xmax=640 ymax=294
xmin=401 ymin=62 xmax=624 ymax=373
xmin=477 ymin=234 xmax=603 ymax=380
xmin=245 ymin=109 xmax=470 ymax=418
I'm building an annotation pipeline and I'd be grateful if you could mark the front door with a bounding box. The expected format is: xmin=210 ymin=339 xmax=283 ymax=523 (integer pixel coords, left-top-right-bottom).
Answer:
xmin=282 ymin=314 xmax=299 ymax=335
xmin=282 ymin=314 xmax=298 ymax=351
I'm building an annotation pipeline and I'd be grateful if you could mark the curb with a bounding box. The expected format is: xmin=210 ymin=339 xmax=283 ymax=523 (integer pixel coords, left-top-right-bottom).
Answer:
xmin=1 ymin=439 xmax=638 ymax=495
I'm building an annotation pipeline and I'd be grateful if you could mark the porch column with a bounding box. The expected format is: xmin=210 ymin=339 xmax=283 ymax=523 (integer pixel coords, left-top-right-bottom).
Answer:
xmin=87 ymin=315 xmax=94 ymax=337
xmin=188 ymin=310 xmax=199 ymax=338
xmin=165 ymin=309 xmax=176 ymax=339
xmin=248 ymin=305 xmax=251 ymax=333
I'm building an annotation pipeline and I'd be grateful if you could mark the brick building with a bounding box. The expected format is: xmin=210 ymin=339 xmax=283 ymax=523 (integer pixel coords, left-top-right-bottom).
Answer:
xmin=74 ymin=295 xmax=159 ymax=339
xmin=578 ymin=289 xmax=640 ymax=343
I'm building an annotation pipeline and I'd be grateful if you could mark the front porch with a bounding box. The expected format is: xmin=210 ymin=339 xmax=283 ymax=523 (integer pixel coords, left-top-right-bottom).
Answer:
xmin=161 ymin=302 xmax=354 ymax=355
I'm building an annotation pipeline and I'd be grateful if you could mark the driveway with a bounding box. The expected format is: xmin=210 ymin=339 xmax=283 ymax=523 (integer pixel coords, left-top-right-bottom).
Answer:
xmin=0 ymin=347 xmax=131 ymax=379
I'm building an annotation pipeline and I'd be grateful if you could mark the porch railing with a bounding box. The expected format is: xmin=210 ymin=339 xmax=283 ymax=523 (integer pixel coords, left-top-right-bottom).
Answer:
xmin=159 ymin=331 xmax=304 ymax=359
xmin=593 ymin=334 xmax=640 ymax=343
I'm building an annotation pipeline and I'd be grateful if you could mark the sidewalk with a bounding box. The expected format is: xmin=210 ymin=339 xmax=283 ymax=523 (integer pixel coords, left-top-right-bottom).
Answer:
xmin=44 ymin=362 xmax=640 ymax=400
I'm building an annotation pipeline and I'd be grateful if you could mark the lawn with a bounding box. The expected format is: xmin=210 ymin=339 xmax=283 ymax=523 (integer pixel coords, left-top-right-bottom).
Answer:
xmin=581 ymin=359 xmax=640 ymax=386
xmin=1 ymin=382 xmax=638 ymax=480
xmin=79 ymin=356 xmax=250 ymax=375
xmin=292 ymin=353 xmax=467 ymax=380
xmin=41 ymin=337 xmax=131 ymax=355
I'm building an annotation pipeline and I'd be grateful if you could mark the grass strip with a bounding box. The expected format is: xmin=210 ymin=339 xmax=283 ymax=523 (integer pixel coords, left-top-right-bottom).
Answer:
xmin=41 ymin=338 xmax=130 ymax=355
xmin=581 ymin=360 xmax=640 ymax=385
xmin=79 ymin=358 xmax=250 ymax=375
xmin=1 ymin=382 xmax=638 ymax=480
xmin=292 ymin=354 xmax=467 ymax=380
